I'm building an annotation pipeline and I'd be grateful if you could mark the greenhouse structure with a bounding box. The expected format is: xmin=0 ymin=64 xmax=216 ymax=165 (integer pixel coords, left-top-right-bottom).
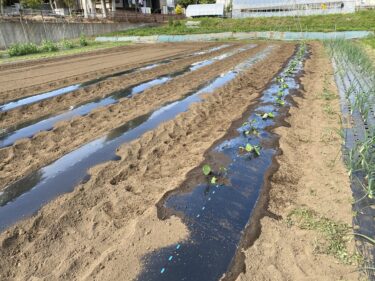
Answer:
xmin=231 ymin=0 xmax=356 ymax=18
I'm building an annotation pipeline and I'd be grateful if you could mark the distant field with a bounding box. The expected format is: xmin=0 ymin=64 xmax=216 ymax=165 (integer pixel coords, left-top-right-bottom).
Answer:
xmin=0 ymin=40 xmax=131 ymax=64
xmin=106 ymin=10 xmax=375 ymax=36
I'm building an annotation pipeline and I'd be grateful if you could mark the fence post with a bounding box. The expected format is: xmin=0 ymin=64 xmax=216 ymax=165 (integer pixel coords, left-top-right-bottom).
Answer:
xmin=19 ymin=10 xmax=29 ymax=43
xmin=0 ymin=21 xmax=7 ymax=49
xmin=62 ymin=16 xmax=67 ymax=40
xmin=41 ymin=10 xmax=48 ymax=40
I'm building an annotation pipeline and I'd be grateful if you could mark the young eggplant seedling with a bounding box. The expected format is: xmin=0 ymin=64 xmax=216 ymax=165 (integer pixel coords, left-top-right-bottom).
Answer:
xmin=239 ymin=143 xmax=261 ymax=157
xmin=260 ymin=112 xmax=275 ymax=120
xmin=202 ymin=164 xmax=212 ymax=176
xmin=277 ymin=90 xmax=284 ymax=98
xmin=276 ymin=98 xmax=285 ymax=106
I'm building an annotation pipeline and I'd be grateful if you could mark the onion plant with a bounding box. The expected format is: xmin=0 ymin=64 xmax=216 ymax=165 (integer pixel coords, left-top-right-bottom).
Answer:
xmin=325 ymin=39 xmax=375 ymax=121
xmin=326 ymin=40 xmax=375 ymax=199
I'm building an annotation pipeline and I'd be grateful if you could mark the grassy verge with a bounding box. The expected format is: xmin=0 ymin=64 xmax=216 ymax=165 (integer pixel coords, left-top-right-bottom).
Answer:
xmin=361 ymin=35 xmax=375 ymax=63
xmin=105 ymin=10 xmax=375 ymax=37
xmin=0 ymin=40 xmax=131 ymax=64
xmin=362 ymin=35 xmax=375 ymax=49
xmin=287 ymin=207 xmax=361 ymax=265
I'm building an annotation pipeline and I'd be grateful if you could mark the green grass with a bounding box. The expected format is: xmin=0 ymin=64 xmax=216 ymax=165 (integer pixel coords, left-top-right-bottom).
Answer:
xmin=359 ymin=36 xmax=375 ymax=67
xmin=287 ymin=207 xmax=361 ymax=265
xmin=0 ymin=40 xmax=131 ymax=64
xmin=362 ymin=35 xmax=375 ymax=49
xmin=105 ymin=10 xmax=375 ymax=37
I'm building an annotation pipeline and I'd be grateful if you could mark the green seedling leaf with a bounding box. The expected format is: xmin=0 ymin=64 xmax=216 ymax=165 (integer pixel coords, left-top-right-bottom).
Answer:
xmin=245 ymin=126 xmax=259 ymax=136
xmin=242 ymin=121 xmax=249 ymax=127
xmin=202 ymin=164 xmax=211 ymax=176
xmin=253 ymin=145 xmax=261 ymax=156
xmin=245 ymin=143 xmax=253 ymax=152
xmin=219 ymin=166 xmax=227 ymax=173
xmin=276 ymin=98 xmax=285 ymax=106
xmin=211 ymin=176 xmax=217 ymax=184
xmin=262 ymin=112 xmax=275 ymax=119
xmin=277 ymin=91 xmax=284 ymax=97
xmin=353 ymin=233 xmax=375 ymax=245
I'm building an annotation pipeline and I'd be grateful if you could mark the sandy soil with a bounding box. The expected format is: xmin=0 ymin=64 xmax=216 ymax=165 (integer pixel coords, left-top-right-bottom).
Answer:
xmin=0 ymin=42 xmax=295 ymax=281
xmin=0 ymin=42 xmax=212 ymax=104
xmin=0 ymin=43 xmax=275 ymax=190
xmin=0 ymin=44 xmax=238 ymax=130
xmin=235 ymin=42 xmax=360 ymax=281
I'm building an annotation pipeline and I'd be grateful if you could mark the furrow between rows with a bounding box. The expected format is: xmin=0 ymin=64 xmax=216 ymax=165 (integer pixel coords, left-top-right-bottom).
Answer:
xmin=0 ymin=42 xmax=213 ymax=104
xmin=0 ymin=43 xmax=268 ymax=190
xmin=0 ymin=43 xmax=295 ymax=281
xmin=0 ymin=43 xmax=237 ymax=129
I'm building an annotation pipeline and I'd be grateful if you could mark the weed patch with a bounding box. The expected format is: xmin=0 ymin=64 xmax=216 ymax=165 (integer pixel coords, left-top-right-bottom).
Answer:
xmin=287 ymin=207 xmax=361 ymax=265
xmin=8 ymin=43 xmax=39 ymax=57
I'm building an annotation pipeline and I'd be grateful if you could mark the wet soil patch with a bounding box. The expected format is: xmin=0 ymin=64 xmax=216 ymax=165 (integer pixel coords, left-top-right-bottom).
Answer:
xmin=0 ymin=45 xmax=248 ymax=148
xmin=0 ymin=47 xmax=272 ymax=232
xmin=0 ymin=45 xmax=230 ymax=112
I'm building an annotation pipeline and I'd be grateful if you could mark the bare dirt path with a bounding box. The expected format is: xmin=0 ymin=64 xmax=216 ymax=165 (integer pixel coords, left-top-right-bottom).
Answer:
xmin=0 ymin=42 xmax=212 ymax=104
xmin=0 ymin=44 xmax=238 ymax=130
xmin=0 ymin=42 xmax=295 ymax=281
xmin=0 ymin=43 xmax=273 ymax=190
xmin=235 ymin=42 xmax=360 ymax=281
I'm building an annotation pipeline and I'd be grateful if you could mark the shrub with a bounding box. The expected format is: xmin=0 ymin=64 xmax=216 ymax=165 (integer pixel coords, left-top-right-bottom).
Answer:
xmin=20 ymin=0 xmax=43 ymax=8
xmin=8 ymin=43 xmax=39 ymax=57
xmin=174 ymin=20 xmax=182 ymax=27
xmin=175 ymin=4 xmax=183 ymax=14
xmin=61 ymin=40 xmax=75 ymax=49
xmin=168 ymin=18 xmax=174 ymax=27
xmin=40 ymin=40 xmax=58 ymax=52
xmin=79 ymin=34 xmax=88 ymax=47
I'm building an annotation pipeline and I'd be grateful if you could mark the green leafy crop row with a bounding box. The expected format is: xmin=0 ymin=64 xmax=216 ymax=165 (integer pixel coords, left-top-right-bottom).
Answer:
xmin=7 ymin=35 xmax=89 ymax=57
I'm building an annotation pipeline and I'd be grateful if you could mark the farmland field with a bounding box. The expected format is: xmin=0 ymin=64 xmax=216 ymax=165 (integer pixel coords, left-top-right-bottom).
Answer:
xmin=0 ymin=41 xmax=371 ymax=280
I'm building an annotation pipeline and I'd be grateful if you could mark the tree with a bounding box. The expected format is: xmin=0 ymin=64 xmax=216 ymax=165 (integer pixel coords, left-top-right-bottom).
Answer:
xmin=100 ymin=0 xmax=107 ymax=18
xmin=63 ymin=0 xmax=75 ymax=15
xmin=175 ymin=4 xmax=182 ymax=14
xmin=198 ymin=0 xmax=215 ymax=3
xmin=21 ymin=0 xmax=43 ymax=8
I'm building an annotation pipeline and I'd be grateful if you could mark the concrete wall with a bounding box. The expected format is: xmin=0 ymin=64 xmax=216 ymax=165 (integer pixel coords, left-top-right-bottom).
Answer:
xmin=0 ymin=21 xmax=144 ymax=49
xmin=96 ymin=30 xmax=373 ymax=42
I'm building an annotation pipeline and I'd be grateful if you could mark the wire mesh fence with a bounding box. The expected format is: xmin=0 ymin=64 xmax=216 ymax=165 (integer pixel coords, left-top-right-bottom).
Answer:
xmin=0 ymin=8 xmax=184 ymax=22
xmin=0 ymin=8 xmax=185 ymax=48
